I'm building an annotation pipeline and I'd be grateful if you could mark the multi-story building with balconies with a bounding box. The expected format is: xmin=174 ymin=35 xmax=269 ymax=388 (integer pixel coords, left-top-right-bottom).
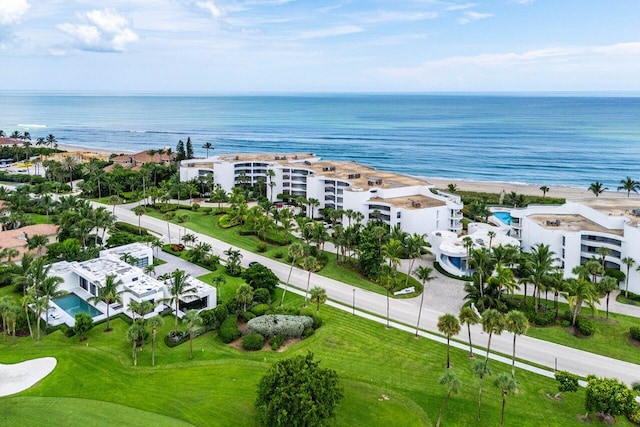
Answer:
xmin=180 ymin=153 xmax=463 ymax=236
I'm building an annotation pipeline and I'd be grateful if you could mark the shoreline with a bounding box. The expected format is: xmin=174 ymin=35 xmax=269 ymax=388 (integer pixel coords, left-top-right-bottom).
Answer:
xmin=55 ymin=142 xmax=135 ymax=156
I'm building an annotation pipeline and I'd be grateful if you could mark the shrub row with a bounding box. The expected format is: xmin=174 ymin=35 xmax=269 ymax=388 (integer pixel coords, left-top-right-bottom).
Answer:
xmin=219 ymin=315 xmax=242 ymax=343
xmin=113 ymin=221 xmax=151 ymax=236
xmin=247 ymin=315 xmax=313 ymax=339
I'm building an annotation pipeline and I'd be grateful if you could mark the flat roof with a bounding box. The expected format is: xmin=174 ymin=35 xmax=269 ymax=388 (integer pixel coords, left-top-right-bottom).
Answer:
xmin=369 ymin=194 xmax=445 ymax=209
xmin=71 ymin=256 xmax=138 ymax=284
xmin=576 ymin=197 xmax=640 ymax=227
xmin=184 ymin=276 xmax=215 ymax=298
xmin=529 ymin=213 xmax=624 ymax=236
xmin=124 ymin=275 xmax=164 ymax=298
xmin=218 ymin=153 xmax=317 ymax=163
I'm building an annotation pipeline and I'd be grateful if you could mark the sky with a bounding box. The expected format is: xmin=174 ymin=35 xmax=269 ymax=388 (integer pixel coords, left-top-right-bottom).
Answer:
xmin=2 ymin=0 xmax=640 ymax=93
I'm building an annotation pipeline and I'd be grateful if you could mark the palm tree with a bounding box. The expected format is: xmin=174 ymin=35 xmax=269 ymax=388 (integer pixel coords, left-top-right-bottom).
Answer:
xmin=436 ymin=371 xmax=460 ymax=427
xmin=472 ymin=360 xmax=492 ymax=421
xmin=132 ymin=205 xmax=147 ymax=235
xmin=236 ymin=284 xmax=254 ymax=312
xmin=32 ymin=295 xmax=49 ymax=341
xmin=183 ymin=309 xmax=203 ymax=360
xmin=469 ymin=248 xmax=495 ymax=299
xmin=597 ymin=275 xmax=618 ymax=320
xmin=413 ymin=266 xmax=435 ymax=337
xmin=459 ymin=306 xmax=480 ymax=358
xmin=147 ymin=315 xmax=164 ymax=366
xmin=21 ymin=290 xmax=36 ymax=339
xmin=61 ymin=156 xmax=77 ymax=189
xmin=202 ymin=142 xmax=213 ymax=158
xmin=563 ymin=277 xmax=598 ymax=327
xmin=88 ymin=274 xmax=123 ymax=332
xmin=281 ymin=242 xmax=305 ymax=306
xmin=126 ymin=322 xmax=145 ymax=366
xmin=309 ymin=286 xmax=327 ymax=315
xmin=481 ymin=309 xmax=505 ymax=368
xmin=539 ymin=185 xmax=550 ymax=198
xmin=487 ymin=231 xmax=496 ymax=249
xmin=161 ymin=269 xmax=197 ymax=335
xmin=379 ymin=263 xmax=395 ymax=329
xmin=494 ymin=373 xmax=517 ymax=427
xmin=46 ymin=134 xmax=57 ymax=149
xmin=437 ymin=313 xmax=461 ymax=369
xmin=588 ymin=181 xmax=607 ymax=197
xmin=302 ymin=255 xmax=317 ymax=305
xmin=266 ymin=168 xmax=276 ymax=201
xmin=109 ymin=194 xmax=121 ymax=215
xmin=527 ymin=243 xmax=557 ymax=311
xmin=0 ymin=296 xmax=13 ymax=341
xmin=618 ymin=176 xmax=640 ymax=197
xmin=41 ymin=275 xmax=64 ymax=329
xmin=504 ymin=310 xmax=529 ymax=379
xmin=596 ymin=246 xmax=611 ymax=271
xmin=404 ymin=234 xmax=430 ymax=288
xmin=622 ymin=257 xmax=636 ymax=298
xmin=446 ymin=183 xmax=458 ymax=193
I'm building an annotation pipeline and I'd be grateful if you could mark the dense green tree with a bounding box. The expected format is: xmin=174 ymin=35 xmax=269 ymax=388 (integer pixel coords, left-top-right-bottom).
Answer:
xmin=554 ymin=370 xmax=579 ymax=399
xmin=358 ymin=224 xmax=384 ymax=279
xmin=585 ymin=376 xmax=638 ymax=418
xmin=73 ymin=312 xmax=93 ymax=341
xmin=242 ymin=263 xmax=279 ymax=293
xmin=185 ymin=137 xmax=194 ymax=160
xmin=176 ymin=140 xmax=186 ymax=161
xmin=255 ymin=353 xmax=343 ymax=427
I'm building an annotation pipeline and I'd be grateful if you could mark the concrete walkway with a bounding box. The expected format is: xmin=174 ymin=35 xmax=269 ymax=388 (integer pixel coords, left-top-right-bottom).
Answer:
xmin=104 ymin=202 xmax=640 ymax=386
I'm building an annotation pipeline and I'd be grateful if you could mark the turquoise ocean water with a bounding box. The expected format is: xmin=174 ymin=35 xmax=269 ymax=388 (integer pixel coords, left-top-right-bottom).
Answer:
xmin=1 ymin=93 xmax=639 ymax=188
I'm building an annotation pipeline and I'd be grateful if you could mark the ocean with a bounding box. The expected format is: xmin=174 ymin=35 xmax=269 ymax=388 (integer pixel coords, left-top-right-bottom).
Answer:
xmin=1 ymin=92 xmax=639 ymax=188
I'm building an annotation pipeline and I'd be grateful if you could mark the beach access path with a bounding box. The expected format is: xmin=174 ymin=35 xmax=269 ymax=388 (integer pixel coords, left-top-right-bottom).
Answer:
xmin=101 ymin=202 xmax=640 ymax=386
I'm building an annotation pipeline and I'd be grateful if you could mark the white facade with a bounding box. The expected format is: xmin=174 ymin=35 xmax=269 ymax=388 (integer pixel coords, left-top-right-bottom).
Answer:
xmin=511 ymin=200 xmax=640 ymax=294
xmin=46 ymin=245 xmax=216 ymax=327
xmin=180 ymin=154 xmax=464 ymax=236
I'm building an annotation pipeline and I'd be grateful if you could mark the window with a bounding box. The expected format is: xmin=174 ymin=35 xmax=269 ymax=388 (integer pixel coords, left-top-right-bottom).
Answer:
xmin=90 ymin=283 xmax=97 ymax=296
xmin=79 ymin=277 xmax=88 ymax=291
xmin=397 ymin=212 xmax=401 ymax=218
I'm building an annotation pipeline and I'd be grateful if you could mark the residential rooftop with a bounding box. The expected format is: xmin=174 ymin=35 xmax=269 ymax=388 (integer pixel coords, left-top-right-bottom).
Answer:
xmin=369 ymin=194 xmax=445 ymax=209
xmin=576 ymin=197 xmax=640 ymax=227
xmin=529 ymin=213 xmax=624 ymax=236
xmin=70 ymin=256 xmax=138 ymax=284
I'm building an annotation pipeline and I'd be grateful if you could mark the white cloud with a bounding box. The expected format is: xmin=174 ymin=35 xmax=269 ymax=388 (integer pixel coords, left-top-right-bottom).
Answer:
xmin=0 ymin=0 xmax=31 ymax=26
xmin=357 ymin=11 xmax=438 ymax=24
xmin=446 ymin=3 xmax=476 ymax=12
xmin=57 ymin=9 xmax=139 ymax=52
xmin=458 ymin=10 xmax=493 ymax=24
xmin=196 ymin=1 xmax=224 ymax=18
xmin=297 ymin=25 xmax=363 ymax=40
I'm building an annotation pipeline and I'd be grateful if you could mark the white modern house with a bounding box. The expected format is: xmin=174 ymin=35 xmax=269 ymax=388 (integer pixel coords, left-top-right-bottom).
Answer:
xmin=430 ymin=223 xmax=520 ymax=276
xmin=180 ymin=153 xmax=464 ymax=236
xmin=46 ymin=243 xmax=216 ymax=327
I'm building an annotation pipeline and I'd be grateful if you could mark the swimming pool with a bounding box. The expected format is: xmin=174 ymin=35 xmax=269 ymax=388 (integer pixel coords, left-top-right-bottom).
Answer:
xmin=494 ymin=212 xmax=512 ymax=226
xmin=54 ymin=294 xmax=103 ymax=318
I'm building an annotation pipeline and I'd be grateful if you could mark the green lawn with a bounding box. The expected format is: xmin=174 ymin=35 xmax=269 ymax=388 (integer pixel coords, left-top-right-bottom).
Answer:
xmin=514 ymin=297 xmax=640 ymax=365
xmin=147 ymin=208 xmax=422 ymax=298
xmin=198 ymin=268 xmax=247 ymax=303
xmin=27 ymin=213 xmax=55 ymax=224
xmin=0 ymin=289 xmax=617 ymax=426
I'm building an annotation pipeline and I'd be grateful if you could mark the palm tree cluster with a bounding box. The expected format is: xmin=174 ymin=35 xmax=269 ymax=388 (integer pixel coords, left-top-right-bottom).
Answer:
xmin=588 ymin=176 xmax=640 ymax=198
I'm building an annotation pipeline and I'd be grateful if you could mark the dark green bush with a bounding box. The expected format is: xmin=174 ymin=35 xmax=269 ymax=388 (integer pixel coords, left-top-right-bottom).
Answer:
xmin=253 ymin=288 xmax=271 ymax=305
xmin=299 ymin=308 xmax=323 ymax=329
xmin=251 ymin=303 xmax=270 ymax=317
xmin=242 ymin=333 xmax=265 ymax=351
xmin=531 ymin=309 xmax=555 ymax=327
xmin=61 ymin=324 xmax=75 ymax=338
xmin=191 ymin=202 xmax=200 ymax=212
xmin=256 ymin=243 xmax=268 ymax=253
xmin=576 ymin=317 xmax=595 ymax=336
xmin=270 ymin=334 xmax=285 ymax=351
xmin=113 ymin=221 xmax=150 ymax=236
xmin=199 ymin=309 xmax=217 ymax=330
xmin=561 ymin=320 xmax=570 ymax=328
xmin=302 ymin=327 xmax=315 ymax=339
xmin=219 ymin=315 xmax=241 ymax=343
xmin=630 ymin=326 xmax=640 ymax=341
xmin=241 ymin=311 xmax=256 ymax=321
xmin=202 ymin=207 xmax=213 ymax=215
xmin=212 ymin=304 xmax=229 ymax=325
xmin=164 ymin=331 xmax=189 ymax=347
xmin=273 ymin=251 xmax=284 ymax=259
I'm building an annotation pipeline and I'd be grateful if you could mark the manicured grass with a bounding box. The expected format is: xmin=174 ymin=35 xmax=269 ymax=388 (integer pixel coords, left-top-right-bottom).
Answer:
xmin=616 ymin=293 xmax=640 ymax=307
xmin=148 ymin=208 xmax=422 ymax=298
xmin=0 ymin=289 xmax=628 ymax=426
xmin=513 ymin=297 xmax=640 ymax=365
xmin=198 ymin=268 xmax=246 ymax=303
xmin=27 ymin=213 xmax=55 ymax=224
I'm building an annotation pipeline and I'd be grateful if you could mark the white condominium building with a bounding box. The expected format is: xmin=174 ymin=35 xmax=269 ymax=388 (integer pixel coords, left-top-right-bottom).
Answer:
xmin=511 ymin=198 xmax=640 ymax=294
xmin=180 ymin=153 xmax=463 ymax=236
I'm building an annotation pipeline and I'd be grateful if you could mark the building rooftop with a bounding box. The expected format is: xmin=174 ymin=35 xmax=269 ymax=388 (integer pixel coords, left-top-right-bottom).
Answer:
xmin=217 ymin=153 xmax=318 ymax=163
xmin=529 ymin=213 xmax=624 ymax=236
xmin=576 ymin=197 xmax=640 ymax=227
xmin=101 ymin=242 xmax=151 ymax=258
xmin=369 ymin=194 xmax=445 ymax=209
xmin=123 ymin=275 xmax=164 ymax=299
xmin=0 ymin=224 xmax=58 ymax=261
xmin=184 ymin=276 xmax=215 ymax=298
xmin=70 ymin=256 xmax=138 ymax=285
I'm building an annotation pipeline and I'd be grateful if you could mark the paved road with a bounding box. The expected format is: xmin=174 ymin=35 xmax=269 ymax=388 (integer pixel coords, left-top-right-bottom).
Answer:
xmin=106 ymin=203 xmax=640 ymax=386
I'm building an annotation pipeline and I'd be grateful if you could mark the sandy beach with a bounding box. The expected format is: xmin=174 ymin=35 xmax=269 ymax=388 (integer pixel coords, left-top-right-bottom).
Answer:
xmin=424 ymin=176 xmax=635 ymax=201
xmin=55 ymin=142 xmax=134 ymax=156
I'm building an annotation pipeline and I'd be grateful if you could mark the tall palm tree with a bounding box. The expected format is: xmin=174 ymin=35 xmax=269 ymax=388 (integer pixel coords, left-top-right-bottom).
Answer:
xmin=436 ymin=371 xmax=460 ymax=427
xmin=21 ymin=290 xmax=36 ymax=339
xmin=481 ymin=309 xmax=505 ymax=368
xmin=622 ymin=257 xmax=636 ymax=298
xmin=404 ymin=234 xmax=430 ymax=288
xmin=379 ymin=263 xmax=395 ymax=329
xmin=183 ymin=309 xmax=203 ymax=360
xmin=32 ymin=295 xmax=49 ymax=341
xmin=596 ymin=275 xmax=618 ymax=320
xmin=147 ymin=315 xmax=164 ymax=366
xmin=236 ymin=284 xmax=253 ymax=312
xmin=588 ymin=181 xmax=607 ymax=197
xmin=469 ymin=248 xmax=495 ymax=299
xmin=281 ymin=242 xmax=305 ymax=306
xmin=202 ymin=142 xmax=213 ymax=158
xmin=459 ymin=306 xmax=480 ymax=358
xmin=414 ymin=266 xmax=435 ymax=337
xmin=539 ymin=185 xmax=550 ymax=198
xmin=266 ymin=168 xmax=276 ymax=201
xmin=132 ymin=205 xmax=147 ymax=235
xmin=527 ymin=243 xmax=557 ymax=311
xmin=89 ymin=274 xmax=124 ymax=331
xmin=472 ymin=360 xmax=492 ymax=421
xmin=41 ymin=275 xmax=64 ymax=329
xmin=504 ymin=310 xmax=529 ymax=379
xmin=302 ymin=255 xmax=317 ymax=305
xmin=494 ymin=373 xmax=518 ymax=427
xmin=160 ymin=269 xmax=197 ymax=335
xmin=437 ymin=313 xmax=461 ymax=369
xmin=309 ymin=286 xmax=327 ymax=315
xmin=563 ymin=277 xmax=598 ymax=327
xmin=618 ymin=176 xmax=640 ymax=197
xmin=126 ymin=322 xmax=145 ymax=366
xmin=596 ymin=246 xmax=611 ymax=271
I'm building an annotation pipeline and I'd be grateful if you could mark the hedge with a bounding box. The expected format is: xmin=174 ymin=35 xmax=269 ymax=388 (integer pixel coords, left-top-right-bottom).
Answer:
xmin=242 ymin=333 xmax=265 ymax=351
xmin=630 ymin=326 xmax=640 ymax=341
xmin=219 ymin=315 xmax=241 ymax=343
xmin=247 ymin=315 xmax=313 ymax=339
xmin=251 ymin=303 xmax=270 ymax=317
xmin=576 ymin=316 xmax=595 ymax=337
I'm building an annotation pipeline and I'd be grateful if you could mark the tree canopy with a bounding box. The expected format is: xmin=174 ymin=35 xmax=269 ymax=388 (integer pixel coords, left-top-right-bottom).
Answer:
xmin=255 ymin=352 xmax=343 ymax=427
xmin=242 ymin=263 xmax=280 ymax=293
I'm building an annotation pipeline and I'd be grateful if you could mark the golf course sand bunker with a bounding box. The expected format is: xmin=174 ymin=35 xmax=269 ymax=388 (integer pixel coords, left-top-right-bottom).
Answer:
xmin=0 ymin=357 xmax=57 ymax=397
